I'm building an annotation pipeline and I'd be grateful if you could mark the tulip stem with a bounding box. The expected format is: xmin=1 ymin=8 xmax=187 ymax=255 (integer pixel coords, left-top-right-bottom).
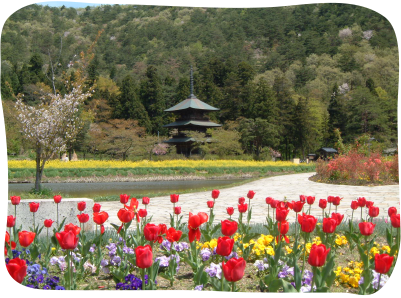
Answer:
xmin=231 ymin=281 xmax=235 ymax=292
xmin=377 ymin=273 xmax=382 ymax=292
xmin=70 ymin=250 xmax=73 ymax=290
xmin=141 ymin=268 xmax=146 ymax=290
xmin=57 ymin=204 xmax=59 ymax=228
xmin=221 ymin=256 xmax=225 ymax=292
xmin=33 ymin=213 xmax=35 ymax=233
xmin=301 ymin=232 xmax=309 ymax=278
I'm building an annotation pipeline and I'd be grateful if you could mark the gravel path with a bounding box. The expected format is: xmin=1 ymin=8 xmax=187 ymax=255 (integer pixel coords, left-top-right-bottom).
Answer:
xmin=99 ymin=172 xmax=399 ymax=227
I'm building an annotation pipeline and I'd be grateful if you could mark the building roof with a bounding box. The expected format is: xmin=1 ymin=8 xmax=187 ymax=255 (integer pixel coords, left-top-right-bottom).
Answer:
xmin=165 ymin=96 xmax=220 ymax=112
xmin=163 ymin=137 xmax=213 ymax=144
xmin=163 ymin=119 xmax=222 ymax=128
xmin=319 ymin=147 xmax=338 ymax=153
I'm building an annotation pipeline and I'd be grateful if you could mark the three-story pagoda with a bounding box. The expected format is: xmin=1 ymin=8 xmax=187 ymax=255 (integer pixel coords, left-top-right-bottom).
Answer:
xmin=163 ymin=67 xmax=221 ymax=155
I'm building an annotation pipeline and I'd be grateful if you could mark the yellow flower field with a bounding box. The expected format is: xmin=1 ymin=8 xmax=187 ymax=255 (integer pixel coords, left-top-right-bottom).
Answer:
xmin=8 ymin=159 xmax=309 ymax=169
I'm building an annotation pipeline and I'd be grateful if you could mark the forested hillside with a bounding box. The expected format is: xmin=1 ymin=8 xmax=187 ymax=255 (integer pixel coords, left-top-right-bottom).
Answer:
xmin=1 ymin=3 xmax=398 ymax=160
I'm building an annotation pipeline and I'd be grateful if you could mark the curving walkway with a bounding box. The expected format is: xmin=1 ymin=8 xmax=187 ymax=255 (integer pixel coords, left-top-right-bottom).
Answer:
xmin=99 ymin=172 xmax=399 ymax=227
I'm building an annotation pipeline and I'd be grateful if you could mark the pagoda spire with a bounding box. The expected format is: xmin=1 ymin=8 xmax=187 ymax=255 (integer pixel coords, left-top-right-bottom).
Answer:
xmin=190 ymin=65 xmax=195 ymax=99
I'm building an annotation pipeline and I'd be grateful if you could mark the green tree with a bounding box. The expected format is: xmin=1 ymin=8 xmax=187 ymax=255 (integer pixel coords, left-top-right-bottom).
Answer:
xmin=139 ymin=65 xmax=166 ymax=135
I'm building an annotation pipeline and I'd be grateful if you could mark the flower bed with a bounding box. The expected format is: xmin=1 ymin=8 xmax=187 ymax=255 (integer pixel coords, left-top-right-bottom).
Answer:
xmin=314 ymin=151 xmax=398 ymax=185
xmin=5 ymin=192 xmax=399 ymax=293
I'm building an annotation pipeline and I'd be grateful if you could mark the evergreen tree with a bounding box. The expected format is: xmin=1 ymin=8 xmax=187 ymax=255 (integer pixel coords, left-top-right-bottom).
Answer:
xmin=116 ymin=75 xmax=151 ymax=132
xmin=139 ymin=65 xmax=166 ymax=135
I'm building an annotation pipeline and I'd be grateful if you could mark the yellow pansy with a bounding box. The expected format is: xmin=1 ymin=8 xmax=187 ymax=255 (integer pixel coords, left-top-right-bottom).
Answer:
xmin=382 ymin=246 xmax=391 ymax=253
xmin=285 ymin=246 xmax=293 ymax=254
xmin=335 ymin=236 xmax=344 ymax=246
xmin=265 ymin=246 xmax=275 ymax=256
xmin=349 ymin=276 xmax=359 ymax=288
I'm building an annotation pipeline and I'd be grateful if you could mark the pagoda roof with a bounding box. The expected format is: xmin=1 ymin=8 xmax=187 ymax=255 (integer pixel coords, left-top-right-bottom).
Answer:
xmin=163 ymin=119 xmax=222 ymax=128
xmin=163 ymin=137 xmax=212 ymax=143
xmin=165 ymin=96 xmax=220 ymax=112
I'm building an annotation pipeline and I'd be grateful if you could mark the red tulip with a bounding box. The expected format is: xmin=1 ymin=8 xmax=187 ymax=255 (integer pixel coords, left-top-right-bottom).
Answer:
xmin=332 ymin=196 xmax=342 ymax=206
xmin=93 ymin=203 xmax=101 ymax=212
xmin=331 ymin=213 xmax=344 ymax=226
xmin=359 ymin=222 xmax=375 ymax=236
xmin=299 ymin=195 xmax=306 ymax=203
xmin=366 ymin=201 xmax=374 ymax=208
xmin=247 ymin=190 xmax=255 ymax=199
xmin=226 ymin=207 xmax=234 ymax=216
xmin=277 ymin=201 xmax=286 ymax=209
xmin=270 ymin=200 xmax=279 ymax=209
xmin=357 ymin=197 xmax=366 ymax=208
xmin=327 ymin=196 xmax=334 ymax=204
xmin=278 ymin=220 xmax=289 ymax=235
xmin=120 ymin=194 xmax=130 ymax=204
xmin=238 ymin=197 xmax=245 ymax=204
xmin=135 ymin=245 xmax=153 ymax=269
xmin=388 ymin=207 xmax=397 ymax=218
xmin=222 ymin=258 xmax=246 ymax=282
xmin=212 ymin=189 xmax=220 ymax=199
xmin=188 ymin=212 xmax=208 ymax=229
xmin=265 ymin=197 xmax=273 ymax=204
xmin=276 ymin=207 xmax=289 ymax=222
xmin=64 ymin=223 xmax=81 ymax=235
xmin=351 ymin=201 xmax=359 ymax=210
xmin=207 ymin=201 xmax=214 ymax=208
xmin=390 ymin=214 xmax=400 ymax=228
xmin=142 ymin=197 xmax=150 ymax=205
xmin=117 ymin=208 xmax=135 ymax=223
xmin=101 ymin=225 xmax=105 ymax=234
xmin=170 ymin=194 xmax=179 ymax=203
xmin=138 ymin=209 xmax=147 ymax=218
xmin=292 ymin=201 xmax=305 ymax=213
xmin=238 ymin=203 xmax=248 ymax=213
xmin=18 ymin=231 xmax=36 ymax=247
xmin=298 ymin=213 xmax=318 ymax=233
xmin=10 ymin=196 xmax=21 ymax=205
xmin=286 ymin=201 xmax=293 ymax=210
xmin=308 ymin=244 xmax=330 ymax=267
xmin=221 ymin=220 xmax=238 ymax=237
xmin=374 ymin=253 xmax=394 ymax=274
xmin=174 ymin=206 xmax=181 ymax=215
xmin=6 ymin=258 xmax=27 ymax=283
xmin=323 ymin=218 xmax=337 ymax=233
xmin=77 ymin=213 xmax=90 ymax=224
xmin=166 ymin=227 xmax=182 ymax=243
xmin=368 ymin=206 xmax=380 ymax=218
xmin=7 ymin=215 xmax=15 ymax=228
xmin=125 ymin=197 xmax=139 ymax=212
xmin=4 ymin=231 xmax=17 ymax=256
xmin=44 ymin=219 xmax=54 ymax=228
xmin=188 ymin=212 xmax=208 ymax=242
xmin=93 ymin=211 xmax=109 ymax=225
xmin=77 ymin=201 xmax=86 ymax=211
xmin=216 ymin=236 xmax=234 ymax=256
xmin=319 ymin=199 xmax=327 ymax=209
xmin=306 ymin=196 xmax=315 ymax=205
xmin=29 ymin=202 xmax=39 ymax=212
xmin=53 ymin=195 xmax=62 ymax=204
xmin=55 ymin=230 xmax=79 ymax=250
xmin=144 ymin=223 xmax=161 ymax=242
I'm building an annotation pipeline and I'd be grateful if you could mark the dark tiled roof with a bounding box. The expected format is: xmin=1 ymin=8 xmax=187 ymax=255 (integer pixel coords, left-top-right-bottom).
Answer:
xmin=320 ymin=147 xmax=338 ymax=153
xmin=165 ymin=96 xmax=220 ymax=112
xmin=163 ymin=120 xmax=222 ymax=128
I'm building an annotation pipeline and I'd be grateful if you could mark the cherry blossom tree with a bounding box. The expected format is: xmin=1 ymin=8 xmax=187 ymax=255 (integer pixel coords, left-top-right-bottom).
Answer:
xmin=14 ymin=31 xmax=103 ymax=192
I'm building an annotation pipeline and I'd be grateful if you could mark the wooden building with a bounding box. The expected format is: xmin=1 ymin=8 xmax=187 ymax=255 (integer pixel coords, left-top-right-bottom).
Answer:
xmin=163 ymin=68 xmax=221 ymax=156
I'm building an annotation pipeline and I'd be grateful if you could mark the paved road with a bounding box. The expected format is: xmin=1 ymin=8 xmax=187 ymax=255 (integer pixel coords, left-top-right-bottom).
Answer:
xmin=99 ymin=172 xmax=399 ymax=228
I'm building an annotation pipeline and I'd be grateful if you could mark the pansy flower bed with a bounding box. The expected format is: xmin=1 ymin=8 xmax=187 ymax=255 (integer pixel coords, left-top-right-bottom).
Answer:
xmin=4 ymin=192 xmax=400 ymax=293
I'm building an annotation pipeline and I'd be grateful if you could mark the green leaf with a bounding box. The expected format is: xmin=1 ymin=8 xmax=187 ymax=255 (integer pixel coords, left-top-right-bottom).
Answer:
xmin=386 ymin=228 xmax=393 ymax=246
xmin=282 ymin=279 xmax=298 ymax=292
xmin=268 ymin=279 xmax=283 ymax=292
xmin=316 ymin=286 xmax=329 ymax=292
xmin=243 ymin=232 xmax=258 ymax=243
